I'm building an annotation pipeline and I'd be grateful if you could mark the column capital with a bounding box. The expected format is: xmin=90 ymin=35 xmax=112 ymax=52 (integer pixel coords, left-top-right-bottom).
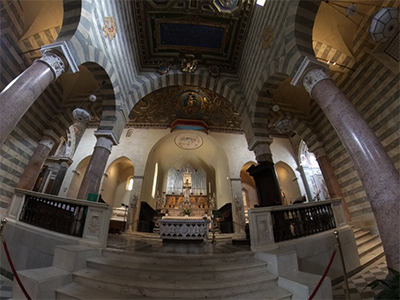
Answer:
xmin=38 ymin=130 xmax=59 ymax=149
xmin=94 ymin=130 xmax=119 ymax=145
xmin=308 ymin=141 xmax=326 ymax=159
xmin=248 ymin=137 xmax=274 ymax=163
xmin=95 ymin=136 xmax=114 ymax=152
xmin=40 ymin=41 xmax=79 ymax=73
xmin=291 ymin=57 xmax=332 ymax=94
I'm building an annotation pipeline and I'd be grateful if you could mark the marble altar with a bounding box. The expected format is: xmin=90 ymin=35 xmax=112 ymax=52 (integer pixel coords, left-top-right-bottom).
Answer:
xmin=159 ymin=218 xmax=210 ymax=241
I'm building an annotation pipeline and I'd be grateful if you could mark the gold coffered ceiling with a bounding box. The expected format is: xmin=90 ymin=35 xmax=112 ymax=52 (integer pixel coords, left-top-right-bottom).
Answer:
xmin=132 ymin=0 xmax=254 ymax=73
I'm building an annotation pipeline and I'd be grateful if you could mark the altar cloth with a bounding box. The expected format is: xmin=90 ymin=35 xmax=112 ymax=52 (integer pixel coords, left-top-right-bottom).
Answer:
xmin=159 ymin=218 xmax=210 ymax=241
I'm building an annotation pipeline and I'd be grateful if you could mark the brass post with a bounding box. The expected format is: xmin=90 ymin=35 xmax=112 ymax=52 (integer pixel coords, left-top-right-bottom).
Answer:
xmin=334 ymin=230 xmax=350 ymax=300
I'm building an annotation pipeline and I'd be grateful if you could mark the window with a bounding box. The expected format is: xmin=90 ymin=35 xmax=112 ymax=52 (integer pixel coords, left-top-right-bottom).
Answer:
xmin=126 ymin=176 xmax=134 ymax=191
xmin=151 ymin=163 xmax=158 ymax=199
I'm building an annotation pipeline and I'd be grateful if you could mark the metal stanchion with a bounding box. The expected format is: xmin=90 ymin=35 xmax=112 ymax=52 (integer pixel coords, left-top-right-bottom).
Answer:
xmin=334 ymin=230 xmax=350 ymax=300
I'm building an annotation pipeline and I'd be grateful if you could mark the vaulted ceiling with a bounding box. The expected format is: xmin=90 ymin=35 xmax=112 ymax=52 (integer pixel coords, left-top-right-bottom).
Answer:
xmin=1 ymin=0 xmax=395 ymax=136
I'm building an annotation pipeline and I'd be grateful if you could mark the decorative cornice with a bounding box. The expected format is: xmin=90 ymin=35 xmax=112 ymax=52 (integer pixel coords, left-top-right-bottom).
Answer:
xmin=94 ymin=130 xmax=119 ymax=145
xmin=248 ymin=136 xmax=274 ymax=163
xmin=248 ymin=136 xmax=273 ymax=151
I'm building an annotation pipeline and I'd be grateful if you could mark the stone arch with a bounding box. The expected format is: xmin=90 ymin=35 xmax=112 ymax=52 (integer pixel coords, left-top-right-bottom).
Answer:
xmin=127 ymin=69 xmax=245 ymax=114
xmin=56 ymin=0 xmax=84 ymax=43
xmin=66 ymin=155 xmax=91 ymax=198
xmin=102 ymin=156 xmax=135 ymax=207
xmin=126 ymin=69 xmax=254 ymax=145
xmin=275 ymin=161 xmax=302 ymax=205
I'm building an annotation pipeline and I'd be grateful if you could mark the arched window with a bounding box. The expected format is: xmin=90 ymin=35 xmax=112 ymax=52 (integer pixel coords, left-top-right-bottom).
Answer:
xmin=151 ymin=163 xmax=158 ymax=199
xmin=126 ymin=176 xmax=134 ymax=191
xmin=242 ymin=188 xmax=249 ymax=210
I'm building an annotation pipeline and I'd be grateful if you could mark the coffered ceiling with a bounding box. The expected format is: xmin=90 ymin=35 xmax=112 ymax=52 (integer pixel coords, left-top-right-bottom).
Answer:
xmin=132 ymin=0 xmax=254 ymax=73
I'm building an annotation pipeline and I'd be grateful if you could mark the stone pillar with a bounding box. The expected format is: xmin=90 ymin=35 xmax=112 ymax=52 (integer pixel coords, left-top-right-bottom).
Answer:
xmin=292 ymin=57 xmax=400 ymax=271
xmin=296 ymin=165 xmax=313 ymax=202
xmin=0 ymin=42 xmax=78 ymax=147
xmin=16 ymin=130 xmax=59 ymax=190
xmin=130 ymin=176 xmax=143 ymax=232
xmin=309 ymin=142 xmax=351 ymax=222
xmin=77 ymin=136 xmax=115 ymax=200
xmin=247 ymin=137 xmax=282 ymax=207
xmin=49 ymin=159 xmax=73 ymax=195
xmin=230 ymin=178 xmax=246 ymax=237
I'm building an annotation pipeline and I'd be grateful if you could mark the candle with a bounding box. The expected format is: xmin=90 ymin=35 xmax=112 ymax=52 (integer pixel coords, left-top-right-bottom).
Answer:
xmin=209 ymin=182 xmax=211 ymax=194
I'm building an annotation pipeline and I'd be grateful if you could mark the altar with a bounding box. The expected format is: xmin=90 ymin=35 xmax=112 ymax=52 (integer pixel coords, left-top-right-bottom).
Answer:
xmin=159 ymin=217 xmax=211 ymax=241
xmin=157 ymin=168 xmax=214 ymax=241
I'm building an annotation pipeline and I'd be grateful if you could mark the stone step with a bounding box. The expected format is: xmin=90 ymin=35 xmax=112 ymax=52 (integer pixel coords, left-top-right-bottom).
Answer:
xmin=101 ymin=248 xmax=256 ymax=265
xmin=71 ymin=268 xmax=280 ymax=298
xmin=359 ymin=245 xmax=385 ymax=267
xmin=356 ymin=233 xmax=380 ymax=248
xmin=353 ymin=230 xmax=370 ymax=240
xmin=358 ymin=238 xmax=383 ymax=258
xmin=56 ymin=281 xmax=292 ymax=300
xmin=87 ymin=256 xmax=267 ymax=280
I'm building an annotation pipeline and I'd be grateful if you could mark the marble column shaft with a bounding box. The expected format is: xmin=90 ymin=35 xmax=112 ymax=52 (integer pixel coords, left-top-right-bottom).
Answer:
xmin=77 ymin=137 xmax=113 ymax=200
xmin=310 ymin=75 xmax=400 ymax=270
xmin=16 ymin=133 xmax=58 ymax=190
xmin=0 ymin=52 xmax=66 ymax=147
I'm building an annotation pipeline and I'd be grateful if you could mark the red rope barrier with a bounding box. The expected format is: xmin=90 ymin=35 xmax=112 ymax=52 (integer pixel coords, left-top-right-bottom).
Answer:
xmin=308 ymin=248 xmax=337 ymax=300
xmin=2 ymin=240 xmax=32 ymax=300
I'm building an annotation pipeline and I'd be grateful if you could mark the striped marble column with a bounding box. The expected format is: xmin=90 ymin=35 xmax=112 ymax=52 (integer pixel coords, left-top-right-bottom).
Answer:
xmin=309 ymin=142 xmax=351 ymax=222
xmin=16 ymin=130 xmax=59 ymax=191
xmin=0 ymin=42 xmax=77 ymax=147
xmin=77 ymin=136 xmax=115 ymax=200
xmin=292 ymin=57 xmax=400 ymax=271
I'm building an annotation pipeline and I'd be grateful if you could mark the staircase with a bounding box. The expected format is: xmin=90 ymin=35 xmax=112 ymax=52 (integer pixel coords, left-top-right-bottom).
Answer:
xmin=353 ymin=227 xmax=385 ymax=268
xmin=55 ymin=248 xmax=292 ymax=300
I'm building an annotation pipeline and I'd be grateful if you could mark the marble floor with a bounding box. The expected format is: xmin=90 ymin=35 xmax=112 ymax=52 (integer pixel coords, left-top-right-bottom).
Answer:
xmin=107 ymin=231 xmax=251 ymax=254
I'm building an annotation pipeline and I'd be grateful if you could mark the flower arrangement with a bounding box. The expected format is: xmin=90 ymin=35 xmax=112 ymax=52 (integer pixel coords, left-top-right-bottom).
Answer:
xmin=183 ymin=208 xmax=191 ymax=216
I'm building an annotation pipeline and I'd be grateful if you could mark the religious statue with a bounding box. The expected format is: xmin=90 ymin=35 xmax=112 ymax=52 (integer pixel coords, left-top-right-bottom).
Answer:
xmin=130 ymin=195 xmax=138 ymax=209
xmin=209 ymin=193 xmax=216 ymax=210
xmin=156 ymin=194 xmax=163 ymax=210
xmin=234 ymin=195 xmax=246 ymax=234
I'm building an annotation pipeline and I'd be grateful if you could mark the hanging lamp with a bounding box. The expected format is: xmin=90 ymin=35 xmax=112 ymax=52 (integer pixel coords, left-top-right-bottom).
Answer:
xmin=369 ymin=7 xmax=399 ymax=43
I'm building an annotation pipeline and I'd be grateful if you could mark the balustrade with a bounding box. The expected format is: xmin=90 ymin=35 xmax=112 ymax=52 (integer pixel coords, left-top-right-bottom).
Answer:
xmin=248 ymin=199 xmax=347 ymax=252
xmin=19 ymin=195 xmax=87 ymax=237
xmin=6 ymin=189 xmax=112 ymax=247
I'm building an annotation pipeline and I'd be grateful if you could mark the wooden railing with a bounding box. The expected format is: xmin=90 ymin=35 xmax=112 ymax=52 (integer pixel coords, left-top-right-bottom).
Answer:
xmin=19 ymin=195 xmax=88 ymax=237
xmin=6 ymin=189 xmax=112 ymax=247
xmin=248 ymin=199 xmax=347 ymax=252
xmin=272 ymin=203 xmax=336 ymax=242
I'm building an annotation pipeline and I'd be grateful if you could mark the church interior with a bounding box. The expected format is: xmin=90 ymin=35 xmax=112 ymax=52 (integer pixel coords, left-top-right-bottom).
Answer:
xmin=0 ymin=0 xmax=399 ymax=299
